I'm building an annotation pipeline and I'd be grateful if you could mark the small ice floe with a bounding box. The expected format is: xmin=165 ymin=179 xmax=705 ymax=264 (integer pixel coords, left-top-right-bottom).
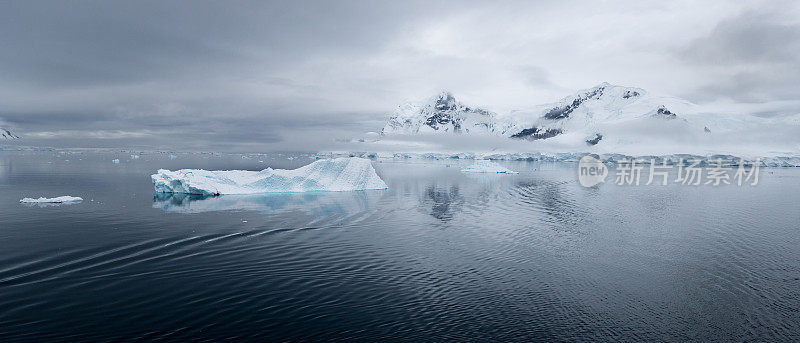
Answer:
xmin=112 ymin=159 xmax=120 ymax=164
xmin=152 ymin=157 xmax=388 ymax=195
xmin=20 ymin=196 xmax=83 ymax=204
xmin=461 ymin=160 xmax=518 ymax=174
xmin=130 ymin=154 xmax=140 ymax=159
xmin=168 ymin=154 xmax=177 ymax=160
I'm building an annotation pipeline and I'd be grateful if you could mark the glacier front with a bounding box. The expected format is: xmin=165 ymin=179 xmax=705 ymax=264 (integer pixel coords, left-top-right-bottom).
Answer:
xmin=152 ymin=157 xmax=388 ymax=195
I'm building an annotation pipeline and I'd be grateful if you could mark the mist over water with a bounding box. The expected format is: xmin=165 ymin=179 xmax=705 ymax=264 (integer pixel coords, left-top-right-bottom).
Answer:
xmin=1 ymin=151 xmax=799 ymax=341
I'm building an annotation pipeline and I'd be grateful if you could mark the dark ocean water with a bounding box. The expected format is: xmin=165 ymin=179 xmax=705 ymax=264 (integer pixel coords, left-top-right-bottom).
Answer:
xmin=0 ymin=151 xmax=799 ymax=342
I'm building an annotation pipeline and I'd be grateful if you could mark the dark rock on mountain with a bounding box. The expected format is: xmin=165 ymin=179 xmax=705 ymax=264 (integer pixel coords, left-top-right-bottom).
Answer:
xmin=510 ymin=127 xmax=563 ymax=140
xmin=585 ymin=133 xmax=603 ymax=146
xmin=622 ymin=90 xmax=640 ymax=99
xmin=1 ymin=128 xmax=19 ymax=139
xmin=653 ymin=106 xmax=677 ymax=119
xmin=544 ymin=86 xmax=605 ymax=120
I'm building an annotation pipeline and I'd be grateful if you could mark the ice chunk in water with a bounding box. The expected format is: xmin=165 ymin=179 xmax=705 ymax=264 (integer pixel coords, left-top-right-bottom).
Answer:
xmin=20 ymin=196 xmax=83 ymax=203
xmin=152 ymin=157 xmax=388 ymax=195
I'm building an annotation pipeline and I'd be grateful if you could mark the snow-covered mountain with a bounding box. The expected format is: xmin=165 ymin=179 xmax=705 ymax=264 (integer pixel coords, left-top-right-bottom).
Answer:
xmin=381 ymin=91 xmax=497 ymax=135
xmin=381 ymin=83 xmax=698 ymax=143
xmin=497 ymin=82 xmax=697 ymax=145
xmin=1 ymin=127 xmax=19 ymax=140
xmin=374 ymin=83 xmax=800 ymax=156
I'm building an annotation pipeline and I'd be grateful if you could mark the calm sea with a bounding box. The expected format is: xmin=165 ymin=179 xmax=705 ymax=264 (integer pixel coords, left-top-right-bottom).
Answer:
xmin=1 ymin=151 xmax=798 ymax=341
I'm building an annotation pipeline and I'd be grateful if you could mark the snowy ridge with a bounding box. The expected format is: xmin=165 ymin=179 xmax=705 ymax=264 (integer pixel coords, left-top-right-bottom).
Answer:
xmin=152 ymin=157 xmax=388 ymax=195
xmin=319 ymin=152 xmax=800 ymax=168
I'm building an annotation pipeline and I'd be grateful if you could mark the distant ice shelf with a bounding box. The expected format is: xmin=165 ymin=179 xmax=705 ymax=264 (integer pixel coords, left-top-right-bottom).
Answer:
xmin=152 ymin=157 xmax=388 ymax=195
xmin=20 ymin=196 xmax=83 ymax=203
xmin=320 ymin=151 xmax=800 ymax=167
xmin=461 ymin=160 xmax=518 ymax=174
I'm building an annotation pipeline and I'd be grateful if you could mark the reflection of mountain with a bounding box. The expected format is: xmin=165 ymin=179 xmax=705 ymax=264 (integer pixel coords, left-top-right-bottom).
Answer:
xmin=153 ymin=191 xmax=385 ymax=220
xmin=511 ymin=181 xmax=587 ymax=233
xmin=422 ymin=185 xmax=464 ymax=222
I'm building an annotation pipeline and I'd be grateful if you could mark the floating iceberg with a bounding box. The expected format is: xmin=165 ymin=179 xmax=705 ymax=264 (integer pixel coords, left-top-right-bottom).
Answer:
xmin=461 ymin=160 xmax=518 ymax=174
xmin=152 ymin=157 xmax=388 ymax=195
xmin=20 ymin=196 xmax=83 ymax=203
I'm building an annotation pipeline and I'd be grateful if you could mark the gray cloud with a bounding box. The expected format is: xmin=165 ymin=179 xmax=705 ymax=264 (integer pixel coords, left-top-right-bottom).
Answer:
xmin=0 ymin=0 xmax=798 ymax=151
xmin=677 ymin=8 xmax=800 ymax=102
xmin=681 ymin=13 xmax=800 ymax=65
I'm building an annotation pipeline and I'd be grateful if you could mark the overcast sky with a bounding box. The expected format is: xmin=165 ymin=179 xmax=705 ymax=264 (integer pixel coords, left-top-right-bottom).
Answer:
xmin=1 ymin=0 xmax=798 ymax=151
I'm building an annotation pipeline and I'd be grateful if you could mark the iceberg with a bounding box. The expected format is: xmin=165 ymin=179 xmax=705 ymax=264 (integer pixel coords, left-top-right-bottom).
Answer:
xmin=20 ymin=196 xmax=83 ymax=203
xmin=461 ymin=160 xmax=518 ymax=174
xmin=152 ymin=157 xmax=388 ymax=195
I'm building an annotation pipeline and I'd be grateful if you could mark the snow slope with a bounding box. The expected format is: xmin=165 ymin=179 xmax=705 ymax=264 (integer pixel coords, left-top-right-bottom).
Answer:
xmin=152 ymin=157 xmax=388 ymax=195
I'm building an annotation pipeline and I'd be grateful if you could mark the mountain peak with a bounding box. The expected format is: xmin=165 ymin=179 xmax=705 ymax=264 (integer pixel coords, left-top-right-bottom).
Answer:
xmin=382 ymin=91 xmax=496 ymax=135
xmin=432 ymin=91 xmax=458 ymax=112
xmin=435 ymin=90 xmax=454 ymax=99
xmin=1 ymin=127 xmax=19 ymax=139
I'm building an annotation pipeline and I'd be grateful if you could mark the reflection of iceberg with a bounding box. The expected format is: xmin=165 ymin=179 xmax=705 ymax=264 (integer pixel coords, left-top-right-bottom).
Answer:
xmin=153 ymin=191 xmax=384 ymax=223
xmin=152 ymin=157 xmax=387 ymax=195
xmin=461 ymin=160 xmax=518 ymax=174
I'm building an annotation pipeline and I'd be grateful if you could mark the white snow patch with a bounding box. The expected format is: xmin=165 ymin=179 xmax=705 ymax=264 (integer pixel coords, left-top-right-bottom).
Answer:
xmin=461 ymin=160 xmax=518 ymax=174
xmin=20 ymin=196 xmax=83 ymax=203
xmin=152 ymin=157 xmax=388 ymax=195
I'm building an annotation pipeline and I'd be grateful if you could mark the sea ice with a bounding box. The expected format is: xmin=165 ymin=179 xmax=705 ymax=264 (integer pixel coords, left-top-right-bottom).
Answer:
xmin=461 ymin=160 xmax=519 ymax=174
xmin=20 ymin=196 xmax=83 ymax=203
xmin=112 ymin=159 xmax=120 ymax=163
xmin=152 ymin=157 xmax=388 ymax=195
